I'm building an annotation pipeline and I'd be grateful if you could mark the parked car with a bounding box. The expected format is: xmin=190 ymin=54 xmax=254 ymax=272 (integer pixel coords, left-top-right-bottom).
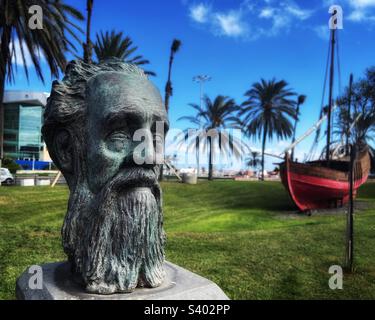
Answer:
xmin=0 ymin=168 xmax=14 ymax=185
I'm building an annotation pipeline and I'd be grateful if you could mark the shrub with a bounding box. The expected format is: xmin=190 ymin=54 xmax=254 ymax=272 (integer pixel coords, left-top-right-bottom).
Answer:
xmin=2 ymin=158 xmax=22 ymax=174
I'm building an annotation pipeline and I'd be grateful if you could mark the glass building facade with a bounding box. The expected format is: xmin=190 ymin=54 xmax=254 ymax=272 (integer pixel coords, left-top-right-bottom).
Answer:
xmin=3 ymin=103 xmax=44 ymax=160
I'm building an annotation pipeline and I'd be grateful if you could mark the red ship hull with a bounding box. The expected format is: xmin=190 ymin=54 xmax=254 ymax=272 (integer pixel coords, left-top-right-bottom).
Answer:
xmin=279 ymin=149 xmax=371 ymax=212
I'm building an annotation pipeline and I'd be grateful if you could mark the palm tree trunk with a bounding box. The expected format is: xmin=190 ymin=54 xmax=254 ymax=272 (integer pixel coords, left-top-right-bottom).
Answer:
xmin=261 ymin=123 xmax=268 ymax=181
xmin=208 ymin=136 xmax=213 ymax=180
xmin=0 ymin=25 xmax=12 ymax=169
xmin=196 ymin=136 xmax=200 ymax=177
xmin=83 ymin=0 xmax=94 ymax=64
xmin=291 ymin=104 xmax=300 ymax=161
xmin=164 ymin=54 xmax=174 ymax=113
xmin=0 ymin=73 xmax=5 ymax=169
xmin=160 ymin=57 xmax=173 ymax=183
xmin=159 ymin=49 xmax=174 ymax=182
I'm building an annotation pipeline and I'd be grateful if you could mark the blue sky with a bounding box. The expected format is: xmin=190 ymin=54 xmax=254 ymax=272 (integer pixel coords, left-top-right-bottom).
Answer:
xmin=7 ymin=0 xmax=375 ymax=170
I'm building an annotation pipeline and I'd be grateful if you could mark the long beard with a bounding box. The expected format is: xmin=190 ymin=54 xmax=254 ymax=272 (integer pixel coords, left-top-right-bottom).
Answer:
xmin=62 ymin=168 xmax=165 ymax=294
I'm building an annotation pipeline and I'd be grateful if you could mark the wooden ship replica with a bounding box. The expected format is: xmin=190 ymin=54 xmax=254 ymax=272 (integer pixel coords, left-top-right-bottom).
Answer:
xmin=278 ymin=26 xmax=371 ymax=212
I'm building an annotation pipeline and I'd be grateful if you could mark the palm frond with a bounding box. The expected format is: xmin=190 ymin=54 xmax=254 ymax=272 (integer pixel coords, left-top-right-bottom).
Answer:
xmin=94 ymin=29 xmax=156 ymax=76
xmin=0 ymin=0 xmax=83 ymax=83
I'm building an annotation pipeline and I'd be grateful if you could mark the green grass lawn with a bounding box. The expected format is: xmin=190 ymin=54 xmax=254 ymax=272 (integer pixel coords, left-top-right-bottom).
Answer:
xmin=1 ymin=180 xmax=375 ymax=299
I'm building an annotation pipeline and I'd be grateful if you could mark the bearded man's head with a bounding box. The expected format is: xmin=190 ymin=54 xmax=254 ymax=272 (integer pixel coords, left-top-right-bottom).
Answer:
xmin=42 ymin=59 xmax=169 ymax=294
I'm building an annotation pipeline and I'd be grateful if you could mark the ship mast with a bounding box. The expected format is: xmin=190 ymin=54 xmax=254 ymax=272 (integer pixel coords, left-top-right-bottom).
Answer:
xmin=326 ymin=26 xmax=336 ymax=162
xmin=346 ymin=74 xmax=354 ymax=155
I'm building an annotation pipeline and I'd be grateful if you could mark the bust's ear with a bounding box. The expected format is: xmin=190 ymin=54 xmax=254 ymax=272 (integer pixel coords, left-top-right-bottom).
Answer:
xmin=53 ymin=129 xmax=73 ymax=173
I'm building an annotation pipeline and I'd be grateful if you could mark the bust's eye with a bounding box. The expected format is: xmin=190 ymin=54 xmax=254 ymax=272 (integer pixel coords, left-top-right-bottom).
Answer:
xmin=107 ymin=132 xmax=131 ymax=152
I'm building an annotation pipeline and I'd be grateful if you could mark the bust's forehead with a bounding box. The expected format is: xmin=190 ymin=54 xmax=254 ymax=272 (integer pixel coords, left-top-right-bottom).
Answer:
xmin=87 ymin=71 xmax=163 ymax=109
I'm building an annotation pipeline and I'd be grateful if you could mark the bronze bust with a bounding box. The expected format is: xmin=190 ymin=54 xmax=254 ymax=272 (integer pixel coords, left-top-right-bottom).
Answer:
xmin=42 ymin=59 xmax=169 ymax=294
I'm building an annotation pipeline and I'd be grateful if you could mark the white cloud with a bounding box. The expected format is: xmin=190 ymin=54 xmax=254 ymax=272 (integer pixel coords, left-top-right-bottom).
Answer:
xmin=189 ymin=3 xmax=210 ymax=23
xmin=348 ymin=9 xmax=367 ymax=20
xmin=259 ymin=8 xmax=274 ymax=18
xmin=314 ymin=25 xmax=330 ymax=40
xmin=9 ymin=40 xmax=45 ymax=68
xmin=345 ymin=0 xmax=375 ymax=22
xmin=258 ymin=1 xmax=313 ymax=36
xmin=349 ymin=0 xmax=375 ymax=8
xmin=214 ymin=11 xmax=248 ymax=37
xmin=188 ymin=2 xmax=250 ymax=38
xmin=188 ymin=0 xmax=375 ymax=42
xmin=272 ymin=14 xmax=290 ymax=29
xmin=187 ymin=1 xmax=315 ymax=40
xmin=347 ymin=8 xmax=375 ymax=22
xmin=285 ymin=4 xmax=313 ymax=20
xmin=319 ymin=0 xmax=375 ymax=26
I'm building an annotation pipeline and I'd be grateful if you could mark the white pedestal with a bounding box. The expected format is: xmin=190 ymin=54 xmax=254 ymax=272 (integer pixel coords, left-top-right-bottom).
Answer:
xmin=19 ymin=179 xmax=35 ymax=186
xmin=16 ymin=261 xmax=229 ymax=300
xmin=36 ymin=179 xmax=51 ymax=186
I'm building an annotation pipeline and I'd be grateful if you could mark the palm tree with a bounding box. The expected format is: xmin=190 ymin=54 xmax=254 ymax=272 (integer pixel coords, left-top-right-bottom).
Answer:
xmin=94 ymin=30 xmax=155 ymax=76
xmin=83 ymin=0 xmax=94 ymax=64
xmin=241 ymin=79 xmax=297 ymax=180
xmin=0 ymin=0 xmax=83 ymax=167
xmin=335 ymin=69 xmax=375 ymax=147
xmin=159 ymin=39 xmax=181 ymax=181
xmin=164 ymin=39 xmax=181 ymax=113
xmin=245 ymin=151 xmax=261 ymax=173
xmin=291 ymin=94 xmax=306 ymax=160
xmin=178 ymin=95 xmax=244 ymax=180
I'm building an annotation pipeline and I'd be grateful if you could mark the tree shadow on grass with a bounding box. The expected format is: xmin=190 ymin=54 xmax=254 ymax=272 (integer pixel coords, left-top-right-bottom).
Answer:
xmin=270 ymin=268 xmax=304 ymax=299
xmin=357 ymin=182 xmax=375 ymax=200
xmin=220 ymin=182 xmax=294 ymax=210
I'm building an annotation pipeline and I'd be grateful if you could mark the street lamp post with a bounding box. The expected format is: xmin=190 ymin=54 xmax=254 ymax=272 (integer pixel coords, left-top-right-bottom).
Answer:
xmin=192 ymin=75 xmax=211 ymax=177
xmin=193 ymin=75 xmax=211 ymax=110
